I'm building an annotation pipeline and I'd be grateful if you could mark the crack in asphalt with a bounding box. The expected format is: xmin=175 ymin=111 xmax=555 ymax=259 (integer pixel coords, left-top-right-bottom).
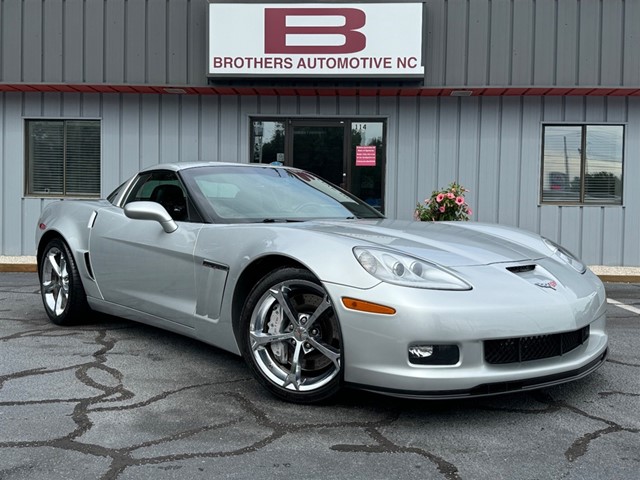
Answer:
xmin=1 ymin=281 xmax=638 ymax=479
xmin=0 ymin=328 xmax=74 ymax=342
xmin=524 ymin=392 xmax=640 ymax=463
xmin=331 ymin=426 xmax=461 ymax=480
xmin=0 ymin=306 xmax=416 ymax=479
xmin=0 ymin=364 xmax=89 ymax=391
xmin=607 ymin=358 xmax=640 ymax=367
xmin=598 ymin=391 xmax=640 ymax=398
xmin=86 ymin=378 xmax=253 ymax=414
xmin=0 ymin=289 xmax=40 ymax=295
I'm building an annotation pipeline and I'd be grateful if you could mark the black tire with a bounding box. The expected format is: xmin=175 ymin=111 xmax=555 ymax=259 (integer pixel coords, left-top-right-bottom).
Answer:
xmin=239 ymin=267 xmax=343 ymax=403
xmin=39 ymin=238 xmax=89 ymax=326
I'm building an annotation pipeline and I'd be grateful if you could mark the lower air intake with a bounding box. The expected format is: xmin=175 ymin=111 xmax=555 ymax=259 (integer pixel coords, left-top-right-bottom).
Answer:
xmin=484 ymin=326 xmax=590 ymax=364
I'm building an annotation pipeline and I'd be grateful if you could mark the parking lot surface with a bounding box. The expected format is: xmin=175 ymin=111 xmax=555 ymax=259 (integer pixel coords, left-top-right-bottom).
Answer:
xmin=1 ymin=273 xmax=638 ymax=480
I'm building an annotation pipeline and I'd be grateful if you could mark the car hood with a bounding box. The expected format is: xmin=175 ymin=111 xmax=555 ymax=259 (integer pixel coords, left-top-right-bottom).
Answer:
xmin=304 ymin=219 xmax=549 ymax=267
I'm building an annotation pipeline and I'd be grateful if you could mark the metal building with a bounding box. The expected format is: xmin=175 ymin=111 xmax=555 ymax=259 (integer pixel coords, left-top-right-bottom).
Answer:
xmin=0 ymin=0 xmax=638 ymax=265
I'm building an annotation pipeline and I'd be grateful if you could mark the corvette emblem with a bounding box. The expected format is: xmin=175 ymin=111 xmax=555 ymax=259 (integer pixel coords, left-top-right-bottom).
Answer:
xmin=535 ymin=280 xmax=558 ymax=290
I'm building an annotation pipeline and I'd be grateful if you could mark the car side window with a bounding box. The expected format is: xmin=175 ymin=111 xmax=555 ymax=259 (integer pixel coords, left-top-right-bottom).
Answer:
xmin=123 ymin=171 xmax=201 ymax=222
xmin=106 ymin=181 xmax=127 ymax=205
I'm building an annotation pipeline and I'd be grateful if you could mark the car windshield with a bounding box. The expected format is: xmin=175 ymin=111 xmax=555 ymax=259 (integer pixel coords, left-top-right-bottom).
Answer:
xmin=180 ymin=165 xmax=384 ymax=223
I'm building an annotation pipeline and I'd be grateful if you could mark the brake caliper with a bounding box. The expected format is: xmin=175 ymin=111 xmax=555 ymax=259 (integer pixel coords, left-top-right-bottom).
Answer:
xmin=267 ymin=304 xmax=288 ymax=364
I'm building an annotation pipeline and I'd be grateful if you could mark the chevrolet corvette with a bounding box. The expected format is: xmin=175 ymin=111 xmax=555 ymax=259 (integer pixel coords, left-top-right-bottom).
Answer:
xmin=35 ymin=162 xmax=608 ymax=403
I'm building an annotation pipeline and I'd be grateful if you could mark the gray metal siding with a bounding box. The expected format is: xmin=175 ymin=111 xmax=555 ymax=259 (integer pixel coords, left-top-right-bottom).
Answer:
xmin=433 ymin=0 xmax=637 ymax=87
xmin=0 ymin=0 xmax=208 ymax=85
xmin=1 ymin=91 xmax=638 ymax=265
xmin=2 ymin=0 xmax=640 ymax=88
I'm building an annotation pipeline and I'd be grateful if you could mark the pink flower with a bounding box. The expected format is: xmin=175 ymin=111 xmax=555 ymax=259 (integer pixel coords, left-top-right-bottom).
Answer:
xmin=447 ymin=192 xmax=455 ymax=199
xmin=455 ymin=196 xmax=464 ymax=205
xmin=439 ymin=206 xmax=446 ymax=213
xmin=436 ymin=193 xmax=445 ymax=202
xmin=467 ymin=208 xmax=473 ymax=216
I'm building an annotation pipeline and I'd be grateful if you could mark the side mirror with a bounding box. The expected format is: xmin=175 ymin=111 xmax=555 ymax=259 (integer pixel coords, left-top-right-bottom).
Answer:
xmin=124 ymin=201 xmax=178 ymax=233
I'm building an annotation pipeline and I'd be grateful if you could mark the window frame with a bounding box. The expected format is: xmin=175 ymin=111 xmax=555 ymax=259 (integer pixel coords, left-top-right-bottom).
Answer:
xmin=122 ymin=170 xmax=204 ymax=223
xmin=24 ymin=117 xmax=102 ymax=198
xmin=249 ymin=116 xmax=388 ymax=213
xmin=540 ymin=123 xmax=625 ymax=206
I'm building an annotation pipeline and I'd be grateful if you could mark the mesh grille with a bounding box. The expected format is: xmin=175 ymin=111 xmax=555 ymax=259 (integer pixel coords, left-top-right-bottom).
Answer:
xmin=484 ymin=326 xmax=590 ymax=365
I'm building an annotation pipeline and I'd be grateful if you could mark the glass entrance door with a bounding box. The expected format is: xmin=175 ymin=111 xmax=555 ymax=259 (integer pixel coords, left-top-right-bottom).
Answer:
xmin=349 ymin=121 xmax=385 ymax=211
xmin=250 ymin=118 xmax=386 ymax=213
xmin=290 ymin=121 xmax=346 ymax=189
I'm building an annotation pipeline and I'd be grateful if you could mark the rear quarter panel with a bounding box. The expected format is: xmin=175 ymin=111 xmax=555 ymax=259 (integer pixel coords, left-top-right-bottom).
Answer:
xmin=36 ymin=200 xmax=110 ymax=299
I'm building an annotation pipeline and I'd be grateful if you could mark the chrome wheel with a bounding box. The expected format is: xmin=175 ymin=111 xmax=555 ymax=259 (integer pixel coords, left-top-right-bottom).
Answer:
xmin=241 ymin=268 xmax=342 ymax=402
xmin=42 ymin=247 xmax=69 ymax=317
xmin=39 ymin=238 xmax=89 ymax=325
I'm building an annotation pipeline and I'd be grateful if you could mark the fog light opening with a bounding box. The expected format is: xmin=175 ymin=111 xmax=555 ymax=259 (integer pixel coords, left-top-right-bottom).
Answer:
xmin=408 ymin=344 xmax=460 ymax=365
xmin=408 ymin=345 xmax=434 ymax=358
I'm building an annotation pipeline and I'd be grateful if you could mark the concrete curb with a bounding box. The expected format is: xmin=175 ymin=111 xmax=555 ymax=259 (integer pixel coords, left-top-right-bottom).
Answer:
xmin=0 ymin=262 xmax=638 ymax=283
xmin=0 ymin=264 xmax=37 ymax=273
xmin=596 ymin=275 xmax=640 ymax=284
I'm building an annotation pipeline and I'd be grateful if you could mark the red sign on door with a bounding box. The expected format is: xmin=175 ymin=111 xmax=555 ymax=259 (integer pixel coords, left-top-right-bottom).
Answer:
xmin=355 ymin=146 xmax=376 ymax=166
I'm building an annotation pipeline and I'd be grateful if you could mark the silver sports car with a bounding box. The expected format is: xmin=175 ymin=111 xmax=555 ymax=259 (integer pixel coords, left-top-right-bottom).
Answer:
xmin=35 ymin=162 xmax=608 ymax=403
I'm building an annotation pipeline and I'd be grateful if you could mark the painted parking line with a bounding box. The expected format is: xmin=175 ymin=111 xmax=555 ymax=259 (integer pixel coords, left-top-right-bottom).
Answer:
xmin=607 ymin=298 xmax=640 ymax=315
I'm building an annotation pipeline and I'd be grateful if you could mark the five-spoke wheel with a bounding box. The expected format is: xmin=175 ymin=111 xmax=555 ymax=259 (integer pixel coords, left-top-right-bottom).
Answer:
xmin=39 ymin=238 xmax=88 ymax=325
xmin=240 ymin=268 xmax=342 ymax=403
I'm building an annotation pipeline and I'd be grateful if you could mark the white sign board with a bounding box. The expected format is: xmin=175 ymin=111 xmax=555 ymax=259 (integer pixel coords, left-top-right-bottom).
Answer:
xmin=208 ymin=3 xmax=424 ymax=77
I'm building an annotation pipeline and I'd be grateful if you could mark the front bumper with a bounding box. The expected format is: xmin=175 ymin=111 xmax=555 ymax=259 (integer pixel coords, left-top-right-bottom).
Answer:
xmin=323 ymin=260 xmax=608 ymax=397
xmin=351 ymin=349 xmax=608 ymax=399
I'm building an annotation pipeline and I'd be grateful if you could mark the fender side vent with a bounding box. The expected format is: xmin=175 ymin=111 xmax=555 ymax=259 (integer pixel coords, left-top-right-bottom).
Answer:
xmin=84 ymin=252 xmax=95 ymax=280
xmin=203 ymin=260 xmax=229 ymax=271
xmin=87 ymin=211 xmax=98 ymax=228
xmin=507 ymin=265 xmax=536 ymax=274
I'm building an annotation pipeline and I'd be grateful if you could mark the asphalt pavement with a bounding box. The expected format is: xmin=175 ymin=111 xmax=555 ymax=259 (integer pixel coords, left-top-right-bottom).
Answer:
xmin=0 ymin=272 xmax=638 ymax=480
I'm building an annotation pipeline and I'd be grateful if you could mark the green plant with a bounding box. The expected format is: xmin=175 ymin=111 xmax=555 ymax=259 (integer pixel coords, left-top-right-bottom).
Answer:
xmin=415 ymin=182 xmax=472 ymax=221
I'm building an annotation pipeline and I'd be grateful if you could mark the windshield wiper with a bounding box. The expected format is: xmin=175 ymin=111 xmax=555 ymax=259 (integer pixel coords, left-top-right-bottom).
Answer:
xmin=261 ymin=218 xmax=303 ymax=223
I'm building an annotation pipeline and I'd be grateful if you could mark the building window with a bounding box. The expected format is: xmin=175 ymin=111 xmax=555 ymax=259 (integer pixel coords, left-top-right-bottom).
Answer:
xmin=25 ymin=119 xmax=101 ymax=197
xmin=541 ymin=125 xmax=623 ymax=205
xmin=251 ymin=120 xmax=286 ymax=164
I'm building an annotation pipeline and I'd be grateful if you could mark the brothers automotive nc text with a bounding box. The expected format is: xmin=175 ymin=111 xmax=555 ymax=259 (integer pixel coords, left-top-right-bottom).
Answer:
xmin=211 ymin=56 xmax=420 ymax=70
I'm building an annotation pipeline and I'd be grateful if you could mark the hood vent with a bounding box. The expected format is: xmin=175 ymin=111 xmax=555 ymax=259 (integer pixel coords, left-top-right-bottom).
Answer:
xmin=506 ymin=265 xmax=536 ymax=274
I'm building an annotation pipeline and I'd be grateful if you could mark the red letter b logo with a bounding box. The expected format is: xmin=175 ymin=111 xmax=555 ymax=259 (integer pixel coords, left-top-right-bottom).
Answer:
xmin=265 ymin=8 xmax=366 ymax=54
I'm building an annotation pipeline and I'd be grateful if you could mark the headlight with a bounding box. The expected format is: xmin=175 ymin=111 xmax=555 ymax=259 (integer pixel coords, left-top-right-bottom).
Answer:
xmin=353 ymin=247 xmax=472 ymax=290
xmin=543 ymin=238 xmax=586 ymax=274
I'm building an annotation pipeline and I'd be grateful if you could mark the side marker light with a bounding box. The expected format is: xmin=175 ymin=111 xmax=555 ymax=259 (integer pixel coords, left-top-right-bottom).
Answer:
xmin=341 ymin=297 xmax=396 ymax=315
